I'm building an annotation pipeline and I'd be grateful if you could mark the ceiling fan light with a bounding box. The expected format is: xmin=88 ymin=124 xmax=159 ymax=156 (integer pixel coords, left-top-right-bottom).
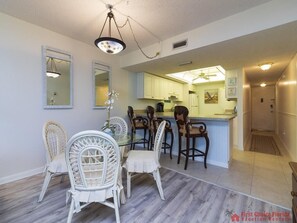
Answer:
xmin=259 ymin=63 xmax=272 ymax=71
xmin=95 ymin=37 xmax=126 ymax=54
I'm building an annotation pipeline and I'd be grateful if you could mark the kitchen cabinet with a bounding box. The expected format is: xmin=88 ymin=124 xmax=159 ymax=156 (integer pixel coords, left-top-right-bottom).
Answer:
xmin=159 ymin=78 xmax=169 ymax=100
xmin=168 ymin=80 xmax=183 ymax=101
xmin=137 ymin=73 xmax=161 ymax=100
xmin=137 ymin=73 xmax=184 ymax=101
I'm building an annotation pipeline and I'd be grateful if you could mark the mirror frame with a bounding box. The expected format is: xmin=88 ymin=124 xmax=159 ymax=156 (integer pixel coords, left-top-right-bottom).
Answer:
xmin=42 ymin=46 xmax=73 ymax=109
xmin=92 ymin=61 xmax=112 ymax=109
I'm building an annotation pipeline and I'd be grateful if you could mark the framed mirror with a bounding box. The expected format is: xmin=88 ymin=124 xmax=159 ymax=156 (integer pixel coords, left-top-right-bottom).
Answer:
xmin=93 ymin=61 xmax=111 ymax=109
xmin=42 ymin=46 xmax=73 ymax=109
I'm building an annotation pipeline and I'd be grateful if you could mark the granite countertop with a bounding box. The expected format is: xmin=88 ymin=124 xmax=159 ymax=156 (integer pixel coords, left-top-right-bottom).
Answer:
xmin=136 ymin=111 xmax=237 ymax=121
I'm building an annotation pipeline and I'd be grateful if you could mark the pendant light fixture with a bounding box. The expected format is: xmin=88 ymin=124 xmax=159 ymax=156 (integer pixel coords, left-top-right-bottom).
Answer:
xmin=46 ymin=57 xmax=61 ymax=78
xmin=94 ymin=5 xmax=126 ymax=54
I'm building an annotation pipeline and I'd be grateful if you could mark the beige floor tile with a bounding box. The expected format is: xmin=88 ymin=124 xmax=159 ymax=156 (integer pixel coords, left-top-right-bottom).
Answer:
xmin=216 ymin=171 xmax=252 ymax=194
xmin=253 ymin=166 xmax=287 ymax=184
xmin=160 ymin=145 xmax=292 ymax=210
xmin=251 ymin=177 xmax=291 ymax=208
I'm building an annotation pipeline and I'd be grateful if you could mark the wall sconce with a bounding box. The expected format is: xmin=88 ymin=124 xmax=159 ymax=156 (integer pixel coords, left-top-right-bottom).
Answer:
xmin=259 ymin=63 xmax=273 ymax=71
xmin=260 ymin=83 xmax=267 ymax=87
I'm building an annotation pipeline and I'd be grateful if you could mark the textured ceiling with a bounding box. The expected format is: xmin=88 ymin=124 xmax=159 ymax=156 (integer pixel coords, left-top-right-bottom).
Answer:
xmin=0 ymin=0 xmax=296 ymax=86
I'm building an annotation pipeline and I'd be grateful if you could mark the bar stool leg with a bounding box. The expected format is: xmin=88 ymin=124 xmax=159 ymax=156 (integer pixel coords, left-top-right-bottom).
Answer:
xmin=177 ymin=134 xmax=182 ymax=164
xmin=204 ymin=135 xmax=210 ymax=168
xmin=185 ymin=136 xmax=190 ymax=170
xmin=163 ymin=131 xmax=168 ymax=154
xmin=192 ymin=138 xmax=196 ymax=160
xmin=169 ymin=131 xmax=173 ymax=159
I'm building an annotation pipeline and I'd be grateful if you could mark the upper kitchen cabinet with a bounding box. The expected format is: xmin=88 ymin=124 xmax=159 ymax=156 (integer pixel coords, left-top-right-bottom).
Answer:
xmin=137 ymin=72 xmax=184 ymax=101
xmin=167 ymin=80 xmax=183 ymax=101
xmin=137 ymin=72 xmax=161 ymax=100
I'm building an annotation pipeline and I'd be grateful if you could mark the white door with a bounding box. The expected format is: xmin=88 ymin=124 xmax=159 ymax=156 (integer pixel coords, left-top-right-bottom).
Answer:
xmin=189 ymin=93 xmax=199 ymax=115
xmin=251 ymin=85 xmax=275 ymax=131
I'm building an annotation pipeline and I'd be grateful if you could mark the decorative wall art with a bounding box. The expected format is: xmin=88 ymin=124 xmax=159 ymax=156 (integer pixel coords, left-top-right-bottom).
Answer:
xmin=204 ymin=89 xmax=218 ymax=104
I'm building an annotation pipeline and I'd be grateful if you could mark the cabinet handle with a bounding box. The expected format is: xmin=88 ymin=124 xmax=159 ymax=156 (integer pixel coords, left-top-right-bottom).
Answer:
xmin=291 ymin=191 xmax=297 ymax=197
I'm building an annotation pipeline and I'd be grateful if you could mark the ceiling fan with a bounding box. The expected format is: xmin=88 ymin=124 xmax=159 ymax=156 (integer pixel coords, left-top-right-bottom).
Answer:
xmin=192 ymin=71 xmax=216 ymax=81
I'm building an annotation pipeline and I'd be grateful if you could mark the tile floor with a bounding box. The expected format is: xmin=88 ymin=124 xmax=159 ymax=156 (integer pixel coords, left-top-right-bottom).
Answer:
xmin=160 ymin=132 xmax=293 ymax=209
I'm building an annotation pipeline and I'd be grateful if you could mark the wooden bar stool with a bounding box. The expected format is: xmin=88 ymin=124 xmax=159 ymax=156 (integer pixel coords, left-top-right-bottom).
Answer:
xmin=146 ymin=105 xmax=174 ymax=158
xmin=174 ymin=105 xmax=210 ymax=170
xmin=127 ymin=106 xmax=149 ymax=150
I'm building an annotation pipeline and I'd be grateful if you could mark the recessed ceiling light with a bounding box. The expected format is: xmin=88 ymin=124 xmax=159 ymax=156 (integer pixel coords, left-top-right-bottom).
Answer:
xmin=259 ymin=63 xmax=273 ymax=71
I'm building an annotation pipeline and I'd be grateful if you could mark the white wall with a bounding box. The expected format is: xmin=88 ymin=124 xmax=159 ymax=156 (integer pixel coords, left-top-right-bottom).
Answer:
xmin=276 ymin=53 xmax=297 ymax=160
xmin=225 ymin=68 xmax=250 ymax=151
xmin=242 ymin=69 xmax=252 ymax=150
xmin=0 ymin=13 xmax=180 ymax=184
xmin=0 ymin=13 xmax=135 ymax=183
xmin=195 ymin=82 xmax=236 ymax=115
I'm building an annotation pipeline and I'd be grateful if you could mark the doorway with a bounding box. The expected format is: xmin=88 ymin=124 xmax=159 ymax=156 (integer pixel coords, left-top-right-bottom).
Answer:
xmin=251 ymin=85 xmax=275 ymax=132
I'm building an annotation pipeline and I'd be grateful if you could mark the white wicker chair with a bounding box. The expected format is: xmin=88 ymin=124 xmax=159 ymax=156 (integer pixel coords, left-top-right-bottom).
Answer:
xmin=124 ymin=120 xmax=166 ymax=200
xmin=38 ymin=121 xmax=68 ymax=202
xmin=110 ymin=116 xmax=128 ymax=135
xmin=109 ymin=116 xmax=128 ymax=204
xmin=65 ymin=130 xmax=121 ymax=223
xmin=109 ymin=116 xmax=129 ymax=158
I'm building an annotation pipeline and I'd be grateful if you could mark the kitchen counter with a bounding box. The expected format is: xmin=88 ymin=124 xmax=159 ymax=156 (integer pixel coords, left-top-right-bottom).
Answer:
xmin=136 ymin=111 xmax=235 ymax=168
xmin=155 ymin=112 xmax=237 ymax=121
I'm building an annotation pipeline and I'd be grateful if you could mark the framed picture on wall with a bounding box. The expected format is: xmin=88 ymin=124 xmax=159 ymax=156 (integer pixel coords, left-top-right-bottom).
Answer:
xmin=227 ymin=77 xmax=237 ymax=86
xmin=204 ymin=89 xmax=218 ymax=104
xmin=227 ymin=87 xmax=237 ymax=97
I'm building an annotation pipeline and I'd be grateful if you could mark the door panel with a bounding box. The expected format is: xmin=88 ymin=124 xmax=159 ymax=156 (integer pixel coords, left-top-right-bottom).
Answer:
xmin=251 ymin=86 xmax=275 ymax=131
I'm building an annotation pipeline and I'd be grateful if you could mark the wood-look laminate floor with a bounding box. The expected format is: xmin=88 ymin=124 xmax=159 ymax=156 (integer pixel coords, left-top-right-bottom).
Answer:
xmin=0 ymin=168 xmax=292 ymax=223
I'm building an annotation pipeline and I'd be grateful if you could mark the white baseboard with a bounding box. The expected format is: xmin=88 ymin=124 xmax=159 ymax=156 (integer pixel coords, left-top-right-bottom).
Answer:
xmin=0 ymin=167 xmax=44 ymax=185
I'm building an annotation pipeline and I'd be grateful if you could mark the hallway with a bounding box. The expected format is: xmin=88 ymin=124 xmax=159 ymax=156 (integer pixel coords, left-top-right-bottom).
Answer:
xmin=160 ymin=133 xmax=292 ymax=209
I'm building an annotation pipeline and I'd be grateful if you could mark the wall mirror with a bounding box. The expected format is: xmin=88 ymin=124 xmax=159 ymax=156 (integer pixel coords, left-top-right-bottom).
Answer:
xmin=42 ymin=46 xmax=73 ymax=109
xmin=93 ymin=61 xmax=111 ymax=109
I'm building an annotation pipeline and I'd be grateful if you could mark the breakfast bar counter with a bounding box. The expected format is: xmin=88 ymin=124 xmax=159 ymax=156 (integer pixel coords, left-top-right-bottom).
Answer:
xmin=139 ymin=111 xmax=236 ymax=168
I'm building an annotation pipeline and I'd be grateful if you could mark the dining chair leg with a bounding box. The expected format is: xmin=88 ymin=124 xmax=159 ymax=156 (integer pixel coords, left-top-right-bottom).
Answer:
xmin=113 ymin=191 xmax=120 ymax=223
xmin=66 ymin=199 xmax=75 ymax=223
xmin=127 ymin=172 xmax=131 ymax=198
xmin=153 ymin=169 xmax=165 ymax=200
xmin=119 ymin=167 xmax=126 ymax=205
xmin=38 ymin=171 xmax=52 ymax=202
